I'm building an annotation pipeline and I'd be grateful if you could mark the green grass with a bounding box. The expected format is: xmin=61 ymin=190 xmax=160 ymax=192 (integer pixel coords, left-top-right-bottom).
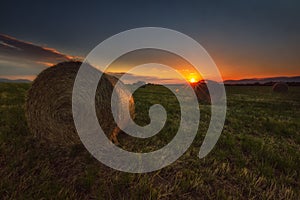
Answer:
xmin=0 ymin=83 xmax=299 ymax=199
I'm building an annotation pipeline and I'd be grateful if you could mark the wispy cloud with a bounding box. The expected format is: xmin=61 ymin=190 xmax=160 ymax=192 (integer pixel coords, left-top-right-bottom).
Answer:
xmin=0 ymin=34 xmax=78 ymax=80
xmin=0 ymin=34 xmax=74 ymax=63
xmin=108 ymin=72 xmax=186 ymax=84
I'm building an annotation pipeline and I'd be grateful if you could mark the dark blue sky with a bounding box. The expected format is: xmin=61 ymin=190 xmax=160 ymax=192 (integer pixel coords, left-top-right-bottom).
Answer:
xmin=1 ymin=0 xmax=300 ymax=79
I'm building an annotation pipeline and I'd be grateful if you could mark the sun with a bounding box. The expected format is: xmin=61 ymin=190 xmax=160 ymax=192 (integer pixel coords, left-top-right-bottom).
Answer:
xmin=189 ymin=77 xmax=197 ymax=83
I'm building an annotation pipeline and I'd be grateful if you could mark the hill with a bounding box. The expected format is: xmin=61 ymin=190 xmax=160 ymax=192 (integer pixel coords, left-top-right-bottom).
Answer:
xmin=225 ymin=76 xmax=300 ymax=85
xmin=0 ymin=78 xmax=31 ymax=83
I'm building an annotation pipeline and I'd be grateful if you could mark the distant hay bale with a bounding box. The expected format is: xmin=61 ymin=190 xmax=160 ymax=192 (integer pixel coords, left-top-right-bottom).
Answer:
xmin=192 ymin=81 xmax=210 ymax=103
xmin=192 ymin=80 xmax=225 ymax=103
xmin=25 ymin=61 xmax=135 ymax=146
xmin=272 ymin=82 xmax=288 ymax=93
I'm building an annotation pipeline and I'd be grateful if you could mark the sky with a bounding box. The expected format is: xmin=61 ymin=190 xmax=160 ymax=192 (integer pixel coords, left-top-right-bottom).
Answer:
xmin=0 ymin=0 xmax=300 ymax=82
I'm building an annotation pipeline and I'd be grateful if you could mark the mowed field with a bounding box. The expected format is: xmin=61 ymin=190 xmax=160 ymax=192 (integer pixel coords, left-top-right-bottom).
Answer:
xmin=0 ymin=83 xmax=299 ymax=199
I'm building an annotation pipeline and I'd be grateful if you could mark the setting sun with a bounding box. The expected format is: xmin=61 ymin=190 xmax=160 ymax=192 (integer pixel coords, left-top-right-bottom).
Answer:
xmin=186 ymin=72 xmax=201 ymax=84
xmin=189 ymin=77 xmax=197 ymax=83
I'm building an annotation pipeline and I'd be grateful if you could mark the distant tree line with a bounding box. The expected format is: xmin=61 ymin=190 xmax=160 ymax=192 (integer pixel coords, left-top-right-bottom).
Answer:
xmin=225 ymin=82 xmax=300 ymax=86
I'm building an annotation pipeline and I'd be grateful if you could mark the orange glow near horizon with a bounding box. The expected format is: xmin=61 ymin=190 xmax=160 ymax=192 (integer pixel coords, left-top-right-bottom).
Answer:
xmin=84 ymin=46 xmax=300 ymax=83
xmin=211 ymin=56 xmax=300 ymax=81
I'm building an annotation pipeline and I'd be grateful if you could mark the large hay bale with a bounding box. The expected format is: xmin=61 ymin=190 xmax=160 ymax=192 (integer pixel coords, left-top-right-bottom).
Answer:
xmin=272 ymin=82 xmax=288 ymax=93
xmin=25 ymin=61 xmax=135 ymax=146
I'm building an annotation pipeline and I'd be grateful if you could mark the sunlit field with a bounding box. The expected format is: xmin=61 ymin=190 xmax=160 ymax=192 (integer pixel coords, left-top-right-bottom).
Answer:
xmin=0 ymin=83 xmax=299 ymax=199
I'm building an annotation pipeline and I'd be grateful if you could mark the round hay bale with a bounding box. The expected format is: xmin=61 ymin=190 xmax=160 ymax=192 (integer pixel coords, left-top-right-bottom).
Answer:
xmin=272 ymin=82 xmax=288 ymax=93
xmin=25 ymin=61 xmax=135 ymax=146
xmin=191 ymin=80 xmax=225 ymax=103
xmin=192 ymin=81 xmax=210 ymax=103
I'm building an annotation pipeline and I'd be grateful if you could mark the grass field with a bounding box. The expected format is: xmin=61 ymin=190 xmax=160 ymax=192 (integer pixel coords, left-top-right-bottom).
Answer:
xmin=0 ymin=83 xmax=299 ymax=199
